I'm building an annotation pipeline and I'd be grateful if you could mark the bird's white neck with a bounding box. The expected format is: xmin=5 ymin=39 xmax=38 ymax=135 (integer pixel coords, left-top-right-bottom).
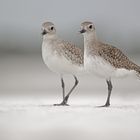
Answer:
xmin=43 ymin=34 xmax=58 ymax=42
xmin=42 ymin=34 xmax=59 ymax=54
xmin=83 ymin=32 xmax=98 ymax=56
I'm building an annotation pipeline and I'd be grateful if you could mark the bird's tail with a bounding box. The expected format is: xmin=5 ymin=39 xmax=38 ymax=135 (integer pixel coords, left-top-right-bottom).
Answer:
xmin=130 ymin=61 xmax=140 ymax=78
xmin=135 ymin=65 xmax=140 ymax=79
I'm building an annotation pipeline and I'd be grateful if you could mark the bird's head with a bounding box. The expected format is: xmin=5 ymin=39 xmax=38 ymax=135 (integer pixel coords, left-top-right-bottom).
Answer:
xmin=80 ymin=21 xmax=95 ymax=35
xmin=41 ymin=22 xmax=56 ymax=38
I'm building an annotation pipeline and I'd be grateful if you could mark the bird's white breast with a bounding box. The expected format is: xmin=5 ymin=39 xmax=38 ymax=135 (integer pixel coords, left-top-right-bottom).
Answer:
xmin=42 ymin=41 xmax=83 ymax=75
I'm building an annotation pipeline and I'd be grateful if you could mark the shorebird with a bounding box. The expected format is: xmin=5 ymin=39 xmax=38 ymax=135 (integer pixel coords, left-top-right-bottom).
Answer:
xmin=41 ymin=21 xmax=83 ymax=106
xmin=80 ymin=21 xmax=140 ymax=107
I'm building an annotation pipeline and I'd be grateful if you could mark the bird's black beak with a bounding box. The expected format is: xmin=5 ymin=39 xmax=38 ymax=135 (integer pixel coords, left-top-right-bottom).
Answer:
xmin=41 ymin=30 xmax=47 ymax=35
xmin=79 ymin=29 xmax=86 ymax=34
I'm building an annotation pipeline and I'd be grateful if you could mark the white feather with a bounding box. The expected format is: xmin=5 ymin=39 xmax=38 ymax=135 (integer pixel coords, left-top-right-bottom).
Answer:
xmin=42 ymin=40 xmax=83 ymax=75
xmin=84 ymin=55 xmax=136 ymax=79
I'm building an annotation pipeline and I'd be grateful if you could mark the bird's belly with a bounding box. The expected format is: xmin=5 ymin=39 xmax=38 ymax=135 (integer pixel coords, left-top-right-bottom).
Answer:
xmin=42 ymin=47 xmax=83 ymax=75
xmin=85 ymin=55 xmax=136 ymax=78
xmin=85 ymin=56 xmax=115 ymax=78
xmin=113 ymin=68 xmax=136 ymax=78
xmin=45 ymin=56 xmax=83 ymax=74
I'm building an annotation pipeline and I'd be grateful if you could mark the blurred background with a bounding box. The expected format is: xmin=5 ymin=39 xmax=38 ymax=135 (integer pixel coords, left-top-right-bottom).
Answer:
xmin=0 ymin=1 xmax=140 ymax=140
xmin=1 ymin=0 xmax=140 ymax=53
xmin=0 ymin=0 xmax=140 ymax=97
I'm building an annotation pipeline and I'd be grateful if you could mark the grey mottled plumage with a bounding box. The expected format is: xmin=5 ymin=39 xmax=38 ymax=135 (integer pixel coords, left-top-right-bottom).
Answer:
xmin=97 ymin=42 xmax=140 ymax=74
xmin=58 ymin=41 xmax=83 ymax=66
xmin=80 ymin=21 xmax=140 ymax=107
xmin=42 ymin=21 xmax=83 ymax=106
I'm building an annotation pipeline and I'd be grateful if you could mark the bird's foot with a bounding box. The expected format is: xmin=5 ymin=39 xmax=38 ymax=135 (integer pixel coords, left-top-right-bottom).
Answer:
xmin=97 ymin=103 xmax=110 ymax=108
xmin=53 ymin=102 xmax=69 ymax=106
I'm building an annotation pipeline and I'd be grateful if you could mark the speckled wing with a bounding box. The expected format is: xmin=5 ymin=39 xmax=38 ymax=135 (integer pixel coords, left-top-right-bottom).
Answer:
xmin=98 ymin=42 xmax=140 ymax=73
xmin=58 ymin=41 xmax=84 ymax=66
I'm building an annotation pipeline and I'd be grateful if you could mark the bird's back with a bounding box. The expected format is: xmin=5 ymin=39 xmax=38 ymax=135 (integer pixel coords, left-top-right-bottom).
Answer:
xmin=97 ymin=42 xmax=140 ymax=75
xmin=59 ymin=40 xmax=84 ymax=66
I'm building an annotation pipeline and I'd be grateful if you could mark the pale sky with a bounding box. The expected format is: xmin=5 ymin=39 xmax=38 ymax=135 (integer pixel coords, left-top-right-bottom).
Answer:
xmin=0 ymin=0 xmax=140 ymax=53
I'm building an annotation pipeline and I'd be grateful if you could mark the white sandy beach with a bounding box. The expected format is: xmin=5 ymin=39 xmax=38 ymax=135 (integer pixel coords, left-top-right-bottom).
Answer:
xmin=0 ymin=53 xmax=140 ymax=140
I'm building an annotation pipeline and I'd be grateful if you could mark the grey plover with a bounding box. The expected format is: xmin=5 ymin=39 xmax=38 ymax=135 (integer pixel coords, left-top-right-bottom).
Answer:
xmin=41 ymin=21 xmax=83 ymax=106
xmin=80 ymin=21 xmax=140 ymax=107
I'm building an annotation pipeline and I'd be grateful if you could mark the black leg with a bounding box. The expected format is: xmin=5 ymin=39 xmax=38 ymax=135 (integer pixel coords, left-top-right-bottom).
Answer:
xmin=99 ymin=79 xmax=113 ymax=107
xmin=60 ymin=75 xmax=79 ymax=105
xmin=61 ymin=77 xmax=65 ymax=100
xmin=54 ymin=76 xmax=66 ymax=106
xmin=104 ymin=79 xmax=113 ymax=107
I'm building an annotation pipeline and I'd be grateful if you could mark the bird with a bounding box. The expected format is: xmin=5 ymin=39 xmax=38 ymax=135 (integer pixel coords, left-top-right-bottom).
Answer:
xmin=80 ymin=21 xmax=140 ymax=107
xmin=41 ymin=21 xmax=84 ymax=106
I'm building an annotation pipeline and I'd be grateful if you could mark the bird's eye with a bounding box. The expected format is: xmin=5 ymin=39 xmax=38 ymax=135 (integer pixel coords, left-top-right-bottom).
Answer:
xmin=89 ymin=25 xmax=92 ymax=29
xmin=50 ymin=27 xmax=54 ymax=30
